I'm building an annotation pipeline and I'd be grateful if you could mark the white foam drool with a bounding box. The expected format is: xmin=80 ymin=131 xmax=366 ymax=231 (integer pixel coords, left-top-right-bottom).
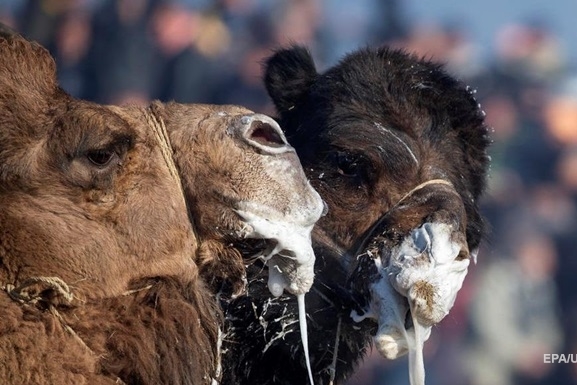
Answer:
xmin=390 ymin=223 xmax=470 ymax=324
xmin=234 ymin=209 xmax=316 ymax=296
xmin=235 ymin=208 xmax=317 ymax=384
xmin=298 ymin=293 xmax=315 ymax=385
xmin=369 ymin=260 xmax=426 ymax=385
xmin=373 ymin=222 xmax=471 ymax=385
xmin=371 ymin=267 xmax=411 ymax=360
xmin=407 ymin=301 xmax=425 ymax=385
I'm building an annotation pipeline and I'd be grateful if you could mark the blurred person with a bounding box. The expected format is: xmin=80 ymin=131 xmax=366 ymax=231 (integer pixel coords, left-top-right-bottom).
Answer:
xmin=18 ymin=0 xmax=79 ymax=47
xmin=84 ymin=0 xmax=156 ymax=104
xmin=212 ymin=0 xmax=278 ymax=73
xmin=530 ymin=183 xmax=577 ymax=236
xmin=211 ymin=43 xmax=271 ymax=113
xmin=397 ymin=21 xmax=484 ymax=79
xmin=494 ymin=20 xmax=567 ymax=85
xmin=149 ymin=0 xmax=229 ymax=103
xmin=490 ymin=180 xmax=577 ymax=356
xmin=211 ymin=0 xmax=323 ymax=112
xmin=470 ymin=30 xmax=562 ymax=189
xmin=52 ymin=9 xmax=92 ymax=98
xmin=318 ymin=0 xmax=405 ymax=67
xmin=270 ymin=0 xmax=321 ymax=48
xmin=494 ymin=90 xmax=560 ymax=188
xmin=466 ymin=226 xmax=563 ymax=385
xmin=372 ymin=0 xmax=407 ymax=43
xmin=478 ymin=92 xmax=525 ymax=219
xmin=214 ymin=0 xmax=265 ymax=42
xmin=440 ymin=21 xmax=485 ymax=79
xmin=482 ymin=72 xmax=577 ymax=196
xmin=472 ymin=20 xmax=567 ymax=135
xmin=551 ymin=88 xmax=577 ymax=382
xmin=483 ymin=94 xmax=519 ymax=155
xmin=494 ymin=114 xmax=559 ymax=189
xmin=544 ymin=76 xmax=577 ymax=147
xmin=10 ymin=0 xmax=96 ymax=99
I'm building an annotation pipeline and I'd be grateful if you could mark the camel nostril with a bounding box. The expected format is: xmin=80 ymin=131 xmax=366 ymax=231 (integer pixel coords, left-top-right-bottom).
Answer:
xmin=247 ymin=121 xmax=286 ymax=148
xmin=240 ymin=115 xmax=292 ymax=154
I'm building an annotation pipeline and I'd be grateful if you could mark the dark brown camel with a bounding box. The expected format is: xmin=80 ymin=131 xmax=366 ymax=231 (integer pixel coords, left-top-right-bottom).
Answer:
xmin=220 ymin=45 xmax=491 ymax=385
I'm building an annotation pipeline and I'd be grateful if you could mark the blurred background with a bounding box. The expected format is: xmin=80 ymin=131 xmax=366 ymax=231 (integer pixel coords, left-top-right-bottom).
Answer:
xmin=1 ymin=0 xmax=576 ymax=384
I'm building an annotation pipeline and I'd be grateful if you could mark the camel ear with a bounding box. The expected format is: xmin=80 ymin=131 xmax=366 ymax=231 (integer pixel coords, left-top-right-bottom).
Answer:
xmin=0 ymin=23 xmax=60 ymax=142
xmin=0 ymin=23 xmax=19 ymax=40
xmin=0 ymin=24 xmax=57 ymax=98
xmin=263 ymin=46 xmax=318 ymax=119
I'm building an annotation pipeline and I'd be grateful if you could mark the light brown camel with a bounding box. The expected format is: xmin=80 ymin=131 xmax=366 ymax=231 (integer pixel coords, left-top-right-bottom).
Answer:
xmin=0 ymin=30 xmax=323 ymax=385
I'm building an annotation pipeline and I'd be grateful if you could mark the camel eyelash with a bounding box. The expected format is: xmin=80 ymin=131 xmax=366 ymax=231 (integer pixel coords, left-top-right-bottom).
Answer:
xmin=81 ymin=135 xmax=133 ymax=166
xmin=86 ymin=149 xmax=118 ymax=168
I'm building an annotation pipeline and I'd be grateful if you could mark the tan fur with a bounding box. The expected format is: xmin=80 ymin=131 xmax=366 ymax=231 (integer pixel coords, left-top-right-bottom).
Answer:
xmin=411 ymin=280 xmax=435 ymax=318
xmin=0 ymin=32 xmax=216 ymax=385
xmin=153 ymin=102 xmax=322 ymax=294
xmin=0 ymin=31 xmax=322 ymax=385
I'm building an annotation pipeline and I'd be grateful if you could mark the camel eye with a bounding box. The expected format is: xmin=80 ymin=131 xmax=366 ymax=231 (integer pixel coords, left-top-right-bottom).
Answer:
xmin=87 ymin=149 xmax=116 ymax=167
xmin=336 ymin=152 xmax=360 ymax=177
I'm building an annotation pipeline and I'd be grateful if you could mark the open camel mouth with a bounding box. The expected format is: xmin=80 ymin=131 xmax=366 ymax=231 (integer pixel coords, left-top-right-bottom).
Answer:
xmin=233 ymin=202 xmax=323 ymax=385
xmin=352 ymin=220 xmax=470 ymax=352
xmin=234 ymin=206 xmax=318 ymax=297
xmin=349 ymin=216 xmax=471 ymax=385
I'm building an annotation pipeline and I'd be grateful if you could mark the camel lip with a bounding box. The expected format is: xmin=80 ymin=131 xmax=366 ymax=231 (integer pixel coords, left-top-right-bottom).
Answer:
xmin=347 ymin=243 xmax=417 ymax=361
xmin=234 ymin=208 xmax=317 ymax=297
xmin=346 ymin=207 xmax=397 ymax=275
xmin=350 ymin=252 xmax=414 ymax=331
xmin=367 ymin=258 xmax=411 ymax=360
xmin=232 ymin=238 xmax=275 ymax=262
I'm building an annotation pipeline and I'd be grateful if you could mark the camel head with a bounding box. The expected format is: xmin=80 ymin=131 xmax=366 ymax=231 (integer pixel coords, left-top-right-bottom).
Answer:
xmin=0 ymin=31 xmax=324 ymax=306
xmin=264 ymin=46 xmax=491 ymax=359
xmin=0 ymin=30 xmax=325 ymax=385
xmin=0 ymin=33 xmax=201 ymax=302
xmin=151 ymin=102 xmax=324 ymax=296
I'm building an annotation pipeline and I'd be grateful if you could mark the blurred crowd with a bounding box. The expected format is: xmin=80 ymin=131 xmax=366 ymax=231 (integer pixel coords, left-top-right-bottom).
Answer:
xmin=0 ymin=0 xmax=406 ymax=111
xmin=1 ymin=1 xmax=576 ymax=384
